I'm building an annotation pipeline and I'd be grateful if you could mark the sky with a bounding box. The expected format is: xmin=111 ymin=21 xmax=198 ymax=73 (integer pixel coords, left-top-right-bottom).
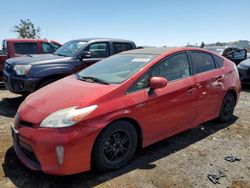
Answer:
xmin=0 ymin=0 xmax=249 ymax=47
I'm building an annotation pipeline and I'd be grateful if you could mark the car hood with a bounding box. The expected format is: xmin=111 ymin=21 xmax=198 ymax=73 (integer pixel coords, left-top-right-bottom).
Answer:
xmin=6 ymin=54 xmax=73 ymax=66
xmin=238 ymin=59 xmax=250 ymax=68
xmin=23 ymin=75 xmax=118 ymax=115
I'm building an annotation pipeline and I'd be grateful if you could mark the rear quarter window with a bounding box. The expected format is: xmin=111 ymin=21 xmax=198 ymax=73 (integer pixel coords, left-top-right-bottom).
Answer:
xmin=14 ymin=42 xmax=38 ymax=54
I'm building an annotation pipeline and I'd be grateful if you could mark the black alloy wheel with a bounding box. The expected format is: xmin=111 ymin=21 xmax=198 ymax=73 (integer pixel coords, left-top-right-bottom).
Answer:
xmin=93 ymin=120 xmax=137 ymax=172
xmin=219 ymin=93 xmax=235 ymax=122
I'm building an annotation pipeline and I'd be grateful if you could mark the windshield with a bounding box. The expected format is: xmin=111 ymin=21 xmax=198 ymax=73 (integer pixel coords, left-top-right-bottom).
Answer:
xmin=76 ymin=54 xmax=157 ymax=84
xmin=54 ymin=40 xmax=86 ymax=57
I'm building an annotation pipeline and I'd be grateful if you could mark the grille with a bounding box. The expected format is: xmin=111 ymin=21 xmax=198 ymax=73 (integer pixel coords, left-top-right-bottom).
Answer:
xmin=12 ymin=129 xmax=41 ymax=169
xmin=20 ymin=120 xmax=34 ymax=127
xmin=19 ymin=143 xmax=40 ymax=167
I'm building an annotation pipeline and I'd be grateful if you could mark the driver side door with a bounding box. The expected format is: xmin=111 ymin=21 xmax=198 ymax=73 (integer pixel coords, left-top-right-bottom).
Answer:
xmin=76 ymin=42 xmax=110 ymax=71
xmin=146 ymin=52 xmax=197 ymax=140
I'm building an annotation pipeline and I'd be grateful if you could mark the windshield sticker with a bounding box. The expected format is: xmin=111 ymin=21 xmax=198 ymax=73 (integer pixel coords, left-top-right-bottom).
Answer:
xmin=78 ymin=42 xmax=86 ymax=45
xmin=132 ymin=58 xmax=151 ymax=62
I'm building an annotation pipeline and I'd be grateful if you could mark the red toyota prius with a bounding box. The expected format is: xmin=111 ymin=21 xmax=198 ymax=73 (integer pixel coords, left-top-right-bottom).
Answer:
xmin=11 ymin=47 xmax=241 ymax=175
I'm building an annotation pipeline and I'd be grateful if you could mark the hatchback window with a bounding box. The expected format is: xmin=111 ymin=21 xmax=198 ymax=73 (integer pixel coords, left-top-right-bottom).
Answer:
xmin=14 ymin=42 xmax=38 ymax=54
xmin=151 ymin=53 xmax=190 ymax=81
xmin=85 ymin=43 xmax=109 ymax=58
xmin=191 ymin=52 xmax=216 ymax=74
xmin=113 ymin=43 xmax=133 ymax=54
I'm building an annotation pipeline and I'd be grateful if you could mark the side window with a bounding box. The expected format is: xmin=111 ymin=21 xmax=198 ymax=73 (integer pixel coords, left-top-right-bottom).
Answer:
xmin=213 ymin=55 xmax=224 ymax=68
xmin=42 ymin=42 xmax=60 ymax=54
xmin=127 ymin=73 xmax=150 ymax=93
xmin=232 ymin=50 xmax=246 ymax=60
xmin=14 ymin=42 xmax=38 ymax=54
xmin=191 ymin=52 xmax=216 ymax=74
xmin=2 ymin=40 xmax=7 ymax=54
xmin=127 ymin=53 xmax=190 ymax=94
xmin=151 ymin=53 xmax=190 ymax=81
xmin=113 ymin=43 xmax=133 ymax=54
xmin=85 ymin=43 xmax=109 ymax=58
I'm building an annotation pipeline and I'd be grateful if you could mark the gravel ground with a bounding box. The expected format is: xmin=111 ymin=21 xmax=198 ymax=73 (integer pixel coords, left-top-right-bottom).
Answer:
xmin=0 ymin=84 xmax=250 ymax=188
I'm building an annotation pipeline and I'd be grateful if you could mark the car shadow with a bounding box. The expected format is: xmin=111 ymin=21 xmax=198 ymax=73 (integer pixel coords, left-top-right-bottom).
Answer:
xmin=2 ymin=116 xmax=238 ymax=188
xmin=242 ymin=84 xmax=250 ymax=92
xmin=0 ymin=96 xmax=25 ymax=118
xmin=0 ymin=82 xmax=6 ymax=90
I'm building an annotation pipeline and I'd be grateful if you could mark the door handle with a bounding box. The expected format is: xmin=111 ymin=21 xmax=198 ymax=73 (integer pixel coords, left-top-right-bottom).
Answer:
xmin=186 ymin=87 xmax=195 ymax=94
xmin=213 ymin=75 xmax=225 ymax=81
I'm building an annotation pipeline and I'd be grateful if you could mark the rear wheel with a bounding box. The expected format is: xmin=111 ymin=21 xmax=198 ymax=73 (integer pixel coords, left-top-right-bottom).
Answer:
xmin=93 ymin=121 xmax=137 ymax=172
xmin=219 ymin=93 xmax=235 ymax=122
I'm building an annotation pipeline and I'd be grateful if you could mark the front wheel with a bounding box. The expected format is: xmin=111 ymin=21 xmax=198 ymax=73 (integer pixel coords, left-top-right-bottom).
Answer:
xmin=218 ymin=93 xmax=235 ymax=122
xmin=93 ymin=121 xmax=137 ymax=172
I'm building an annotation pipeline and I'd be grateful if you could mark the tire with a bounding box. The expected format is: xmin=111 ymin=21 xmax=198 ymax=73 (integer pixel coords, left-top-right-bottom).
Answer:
xmin=37 ymin=79 xmax=57 ymax=90
xmin=219 ymin=92 xmax=235 ymax=122
xmin=93 ymin=120 xmax=137 ymax=172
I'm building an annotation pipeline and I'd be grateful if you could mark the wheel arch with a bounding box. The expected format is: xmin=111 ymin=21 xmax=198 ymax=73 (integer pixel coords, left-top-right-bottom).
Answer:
xmin=90 ymin=117 xmax=143 ymax=167
xmin=35 ymin=74 xmax=68 ymax=90
xmin=226 ymin=89 xmax=237 ymax=106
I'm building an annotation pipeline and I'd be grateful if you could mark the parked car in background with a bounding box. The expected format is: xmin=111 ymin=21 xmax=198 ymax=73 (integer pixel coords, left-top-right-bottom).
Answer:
xmin=0 ymin=50 xmax=7 ymax=81
xmin=0 ymin=39 xmax=61 ymax=82
xmin=3 ymin=38 xmax=136 ymax=94
xmin=205 ymin=46 xmax=247 ymax=65
xmin=11 ymin=47 xmax=240 ymax=175
xmin=237 ymin=59 xmax=250 ymax=84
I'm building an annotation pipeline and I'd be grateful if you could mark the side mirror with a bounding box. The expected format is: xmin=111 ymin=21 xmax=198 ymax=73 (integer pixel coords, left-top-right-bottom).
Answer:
xmin=80 ymin=51 xmax=91 ymax=60
xmin=149 ymin=76 xmax=168 ymax=90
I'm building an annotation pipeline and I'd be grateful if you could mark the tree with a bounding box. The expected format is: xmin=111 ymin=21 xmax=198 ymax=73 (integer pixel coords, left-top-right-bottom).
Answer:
xmin=12 ymin=19 xmax=41 ymax=39
xmin=216 ymin=42 xmax=223 ymax=46
xmin=200 ymin=41 xmax=205 ymax=48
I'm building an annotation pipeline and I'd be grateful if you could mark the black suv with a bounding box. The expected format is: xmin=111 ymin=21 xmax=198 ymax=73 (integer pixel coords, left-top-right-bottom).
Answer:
xmin=3 ymin=38 xmax=136 ymax=94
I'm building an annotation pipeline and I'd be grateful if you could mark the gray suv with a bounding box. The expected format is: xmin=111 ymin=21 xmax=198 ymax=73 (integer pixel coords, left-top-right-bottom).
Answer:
xmin=3 ymin=38 xmax=136 ymax=94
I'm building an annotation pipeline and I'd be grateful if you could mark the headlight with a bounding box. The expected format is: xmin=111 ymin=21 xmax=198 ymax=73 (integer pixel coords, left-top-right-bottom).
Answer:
xmin=14 ymin=65 xmax=32 ymax=75
xmin=40 ymin=105 xmax=98 ymax=128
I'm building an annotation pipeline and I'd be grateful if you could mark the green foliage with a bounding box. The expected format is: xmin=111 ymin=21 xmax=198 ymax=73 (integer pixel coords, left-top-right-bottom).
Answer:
xmin=12 ymin=19 xmax=41 ymax=39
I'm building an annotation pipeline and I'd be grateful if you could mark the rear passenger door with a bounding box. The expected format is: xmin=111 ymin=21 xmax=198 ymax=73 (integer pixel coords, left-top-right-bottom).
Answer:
xmin=190 ymin=51 xmax=225 ymax=119
xmin=113 ymin=42 xmax=133 ymax=54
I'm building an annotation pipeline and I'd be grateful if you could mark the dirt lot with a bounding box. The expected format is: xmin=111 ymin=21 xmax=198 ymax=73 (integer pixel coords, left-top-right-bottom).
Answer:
xmin=0 ymin=84 xmax=250 ymax=188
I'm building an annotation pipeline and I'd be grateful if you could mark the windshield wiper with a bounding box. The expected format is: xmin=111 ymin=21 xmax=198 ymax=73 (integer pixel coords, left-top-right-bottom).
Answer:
xmin=76 ymin=74 xmax=110 ymax=85
xmin=55 ymin=53 xmax=67 ymax=57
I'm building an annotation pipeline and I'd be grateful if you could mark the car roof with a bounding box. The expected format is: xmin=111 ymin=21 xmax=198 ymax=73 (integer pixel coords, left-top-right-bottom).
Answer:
xmin=205 ymin=46 xmax=245 ymax=50
xmin=5 ymin=38 xmax=54 ymax=42
xmin=121 ymin=47 xmax=176 ymax=55
xmin=70 ymin=38 xmax=135 ymax=43
xmin=121 ymin=47 xmax=210 ymax=55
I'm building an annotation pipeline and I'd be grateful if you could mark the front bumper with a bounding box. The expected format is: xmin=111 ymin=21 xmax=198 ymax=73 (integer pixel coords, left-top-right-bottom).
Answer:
xmin=11 ymin=123 xmax=101 ymax=175
xmin=238 ymin=67 xmax=250 ymax=84
xmin=3 ymin=70 xmax=41 ymax=94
